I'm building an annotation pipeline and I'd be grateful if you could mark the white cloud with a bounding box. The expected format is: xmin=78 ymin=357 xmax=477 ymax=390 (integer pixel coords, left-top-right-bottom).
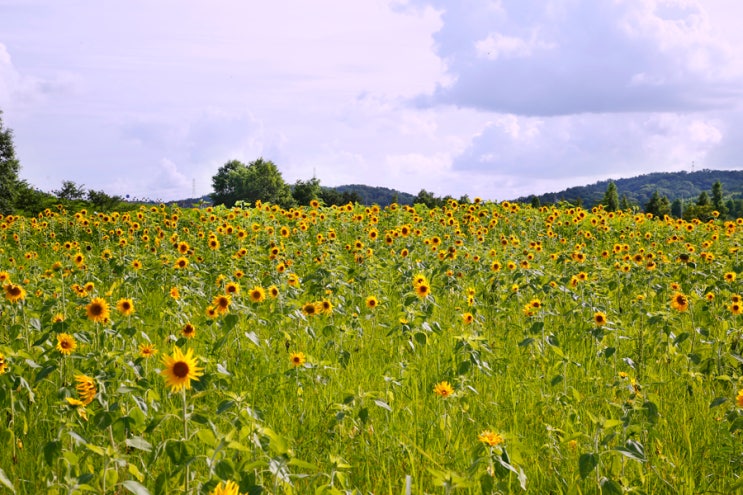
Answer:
xmin=475 ymin=31 xmax=554 ymax=60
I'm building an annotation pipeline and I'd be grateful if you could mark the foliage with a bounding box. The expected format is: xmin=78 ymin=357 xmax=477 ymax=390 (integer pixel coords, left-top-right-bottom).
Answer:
xmin=0 ymin=196 xmax=742 ymax=494
xmin=516 ymin=169 xmax=743 ymax=214
xmin=601 ymin=181 xmax=619 ymax=212
xmin=333 ymin=184 xmax=415 ymax=206
xmin=211 ymin=158 xmax=294 ymax=209
xmin=0 ymin=110 xmax=21 ymax=214
xmin=53 ymin=180 xmax=87 ymax=201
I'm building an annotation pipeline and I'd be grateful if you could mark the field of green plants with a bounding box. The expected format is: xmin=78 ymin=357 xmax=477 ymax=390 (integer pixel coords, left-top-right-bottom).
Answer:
xmin=0 ymin=199 xmax=742 ymax=494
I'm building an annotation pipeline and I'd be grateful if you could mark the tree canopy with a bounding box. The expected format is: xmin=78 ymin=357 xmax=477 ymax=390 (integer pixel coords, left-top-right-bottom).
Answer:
xmin=211 ymin=158 xmax=294 ymax=208
xmin=0 ymin=111 xmax=21 ymax=214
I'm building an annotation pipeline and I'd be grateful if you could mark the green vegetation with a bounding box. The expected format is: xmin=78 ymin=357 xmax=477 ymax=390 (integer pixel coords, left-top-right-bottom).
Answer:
xmin=0 ymin=201 xmax=742 ymax=494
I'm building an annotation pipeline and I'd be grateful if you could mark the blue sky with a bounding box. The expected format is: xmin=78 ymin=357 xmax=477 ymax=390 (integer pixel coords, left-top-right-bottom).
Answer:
xmin=1 ymin=0 xmax=741 ymax=201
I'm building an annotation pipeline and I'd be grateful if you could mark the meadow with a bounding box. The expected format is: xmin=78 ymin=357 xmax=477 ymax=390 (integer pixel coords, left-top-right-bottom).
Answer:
xmin=0 ymin=199 xmax=741 ymax=494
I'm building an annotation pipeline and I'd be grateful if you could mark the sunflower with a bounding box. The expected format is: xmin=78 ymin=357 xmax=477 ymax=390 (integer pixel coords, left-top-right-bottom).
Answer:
xmin=205 ymin=306 xmax=218 ymax=319
xmin=670 ymin=292 xmax=689 ymax=312
xmin=433 ymin=381 xmax=454 ymax=398
xmin=477 ymin=430 xmax=504 ymax=447
xmin=724 ymin=272 xmax=736 ymax=282
xmin=225 ymin=282 xmax=240 ymax=295
xmin=4 ymin=283 xmax=26 ymax=302
xmin=319 ymin=299 xmax=333 ymax=315
xmin=365 ymin=296 xmax=379 ymax=309
xmin=131 ymin=259 xmax=143 ymax=270
xmin=170 ymin=287 xmax=180 ymax=300
xmin=594 ymin=312 xmax=607 ymax=326
xmin=415 ymin=283 xmax=430 ymax=299
xmin=56 ymin=333 xmax=77 ymax=355
xmin=181 ymin=323 xmax=196 ymax=339
xmin=65 ymin=397 xmax=88 ymax=421
xmin=116 ymin=298 xmax=135 ymax=316
xmin=249 ymin=286 xmax=266 ymax=303
xmin=160 ymin=347 xmax=204 ymax=393
xmin=212 ymin=294 xmax=231 ymax=314
xmin=0 ymin=353 xmax=7 ymax=374
xmin=209 ymin=481 xmax=241 ymax=495
xmin=174 ymin=257 xmax=189 ymax=269
xmin=268 ymin=285 xmax=279 ymax=299
xmin=75 ymin=375 xmax=96 ymax=405
xmin=139 ymin=343 xmax=158 ymax=359
xmin=731 ymin=303 xmax=742 ymax=315
xmin=290 ymin=352 xmax=306 ymax=367
xmin=462 ymin=312 xmax=474 ymax=324
xmin=287 ymin=273 xmax=300 ymax=287
xmin=737 ymin=389 xmax=743 ymax=408
xmin=86 ymin=297 xmax=110 ymax=323
xmin=302 ymin=302 xmax=318 ymax=317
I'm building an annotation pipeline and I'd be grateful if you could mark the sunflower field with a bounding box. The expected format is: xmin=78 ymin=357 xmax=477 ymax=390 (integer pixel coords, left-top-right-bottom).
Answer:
xmin=0 ymin=200 xmax=742 ymax=494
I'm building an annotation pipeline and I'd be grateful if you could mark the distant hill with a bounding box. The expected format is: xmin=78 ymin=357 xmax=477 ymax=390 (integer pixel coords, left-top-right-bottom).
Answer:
xmin=332 ymin=184 xmax=415 ymax=206
xmin=515 ymin=169 xmax=743 ymax=208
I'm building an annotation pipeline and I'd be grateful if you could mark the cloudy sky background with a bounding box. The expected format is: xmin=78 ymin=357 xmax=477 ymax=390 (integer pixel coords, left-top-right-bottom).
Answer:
xmin=1 ymin=0 xmax=741 ymax=201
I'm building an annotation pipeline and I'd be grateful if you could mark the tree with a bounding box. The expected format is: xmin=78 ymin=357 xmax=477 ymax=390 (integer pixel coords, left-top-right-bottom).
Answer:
xmin=671 ymin=198 xmax=683 ymax=218
xmin=87 ymin=189 xmax=123 ymax=210
xmin=292 ymin=177 xmax=321 ymax=206
xmin=601 ymin=181 xmax=619 ymax=212
xmin=711 ymin=180 xmax=727 ymax=217
xmin=0 ymin=110 xmax=21 ymax=214
xmin=413 ymin=189 xmax=441 ymax=209
xmin=211 ymin=158 xmax=294 ymax=208
xmin=644 ymin=190 xmax=670 ymax=218
xmin=53 ymin=180 xmax=86 ymax=201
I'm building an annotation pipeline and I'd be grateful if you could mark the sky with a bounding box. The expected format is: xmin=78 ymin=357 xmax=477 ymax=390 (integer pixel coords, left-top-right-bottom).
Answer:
xmin=1 ymin=0 xmax=742 ymax=202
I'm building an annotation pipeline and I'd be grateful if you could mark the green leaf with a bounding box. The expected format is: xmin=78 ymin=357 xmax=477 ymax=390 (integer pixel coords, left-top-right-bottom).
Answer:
xmin=0 ymin=467 xmax=16 ymax=493
xmin=125 ymin=436 xmax=153 ymax=452
xmin=215 ymin=459 xmax=235 ymax=480
xmin=600 ymin=477 xmax=623 ymax=495
xmin=43 ymin=440 xmax=61 ymax=467
xmin=615 ymin=439 xmax=645 ymax=462
xmin=34 ymin=364 xmax=57 ymax=384
xmin=578 ymin=453 xmax=598 ymax=479
xmin=517 ymin=337 xmax=534 ymax=347
xmin=122 ymin=480 xmax=152 ymax=495
xmin=92 ymin=411 xmax=113 ymax=430
xmin=709 ymin=397 xmax=728 ymax=408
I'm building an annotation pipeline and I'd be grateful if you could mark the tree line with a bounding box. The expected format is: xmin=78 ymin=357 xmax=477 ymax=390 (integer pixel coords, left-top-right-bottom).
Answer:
xmin=2 ymin=109 xmax=743 ymax=218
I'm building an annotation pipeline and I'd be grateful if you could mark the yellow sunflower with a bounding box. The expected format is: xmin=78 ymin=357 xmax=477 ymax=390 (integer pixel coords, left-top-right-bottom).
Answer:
xmin=0 ymin=353 xmax=8 ymax=374
xmin=365 ymin=296 xmax=379 ymax=309
xmin=290 ymin=351 xmax=306 ymax=367
xmin=116 ymin=298 xmax=135 ymax=316
xmin=209 ymin=480 xmax=241 ymax=495
xmin=181 ymin=323 xmax=196 ymax=339
xmin=433 ymin=381 xmax=454 ymax=398
xmin=160 ymin=347 xmax=204 ymax=393
xmin=138 ymin=343 xmax=158 ymax=359
xmin=212 ymin=294 xmax=231 ymax=314
xmin=594 ymin=312 xmax=607 ymax=326
xmin=75 ymin=374 xmax=96 ymax=405
xmin=56 ymin=333 xmax=77 ymax=355
xmin=4 ymin=283 xmax=26 ymax=303
xmin=86 ymin=297 xmax=110 ymax=323
xmin=249 ymin=286 xmax=266 ymax=303
xmin=477 ymin=430 xmax=504 ymax=447
xmin=670 ymin=292 xmax=689 ymax=312
xmin=301 ymin=302 xmax=318 ymax=317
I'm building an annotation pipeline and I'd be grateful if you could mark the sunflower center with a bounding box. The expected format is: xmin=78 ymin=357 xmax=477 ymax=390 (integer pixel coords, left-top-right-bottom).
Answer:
xmin=8 ymin=286 xmax=21 ymax=296
xmin=61 ymin=341 xmax=70 ymax=349
xmin=173 ymin=361 xmax=190 ymax=378
xmin=90 ymin=304 xmax=103 ymax=316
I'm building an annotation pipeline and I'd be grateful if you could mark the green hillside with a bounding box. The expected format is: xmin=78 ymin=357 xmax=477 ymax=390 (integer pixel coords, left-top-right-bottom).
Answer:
xmin=516 ymin=169 xmax=743 ymax=208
